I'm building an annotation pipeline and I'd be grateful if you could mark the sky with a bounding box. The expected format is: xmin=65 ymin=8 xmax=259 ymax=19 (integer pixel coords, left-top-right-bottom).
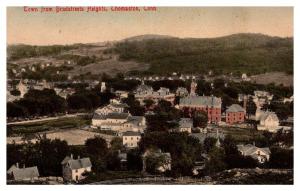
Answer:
xmin=7 ymin=7 xmax=293 ymax=45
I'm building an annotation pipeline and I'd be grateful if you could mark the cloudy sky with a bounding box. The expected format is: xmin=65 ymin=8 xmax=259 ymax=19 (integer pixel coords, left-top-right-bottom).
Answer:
xmin=7 ymin=7 xmax=293 ymax=45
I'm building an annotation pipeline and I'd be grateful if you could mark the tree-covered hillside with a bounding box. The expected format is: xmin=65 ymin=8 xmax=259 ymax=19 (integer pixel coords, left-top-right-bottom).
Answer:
xmin=113 ymin=33 xmax=293 ymax=76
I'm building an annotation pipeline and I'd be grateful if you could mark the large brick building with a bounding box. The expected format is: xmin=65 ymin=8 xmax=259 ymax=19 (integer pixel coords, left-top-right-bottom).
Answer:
xmin=225 ymin=104 xmax=246 ymax=124
xmin=179 ymin=96 xmax=222 ymax=123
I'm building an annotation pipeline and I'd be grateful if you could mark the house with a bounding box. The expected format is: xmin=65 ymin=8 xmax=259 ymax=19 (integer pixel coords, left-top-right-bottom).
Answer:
xmin=241 ymin=73 xmax=250 ymax=81
xmin=7 ymin=163 xmax=39 ymax=181
xmin=134 ymin=82 xmax=175 ymax=104
xmin=256 ymin=110 xmax=281 ymax=132
xmin=226 ymin=104 xmax=246 ymax=124
xmin=252 ymin=91 xmax=273 ymax=108
xmin=94 ymin=100 xmax=128 ymax=116
xmin=92 ymin=112 xmax=146 ymax=133
xmin=176 ymin=87 xmax=189 ymax=97
xmin=178 ymin=118 xmax=193 ymax=133
xmin=283 ymin=95 xmax=294 ymax=103
xmin=122 ymin=131 xmax=141 ymax=148
xmin=179 ymin=96 xmax=222 ymax=123
xmin=61 ymin=154 xmax=92 ymax=182
xmin=142 ymin=149 xmax=171 ymax=173
xmin=16 ymin=80 xmax=28 ymax=98
xmin=237 ymin=144 xmax=271 ymax=163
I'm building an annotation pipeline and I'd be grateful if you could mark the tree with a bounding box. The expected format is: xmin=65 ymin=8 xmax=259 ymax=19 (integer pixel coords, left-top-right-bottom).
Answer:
xmin=268 ymin=148 xmax=293 ymax=169
xmin=127 ymin=148 xmax=143 ymax=171
xmin=105 ymin=151 xmax=121 ymax=171
xmin=204 ymin=147 xmax=227 ymax=175
xmin=12 ymin=89 xmax=66 ymax=117
xmin=246 ymin=97 xmax=257 ymax=118
xmin=110 ymin=137 xmax=123 ymax=151
xmin=85 ymin=136 xmax=108 ymax=158
xmin=10 ymin=89 xmax=21 ymax=96
xmin=193 ymin=110 xmax=208 ymax=128
xmin=7 ymin=102 xmax=27 ymax=118
xmin=143 ymin=99 xmax=155 ymax=109
xmin=145 ymin=154 xmax=168 ymax=174
xmin=122 ymin=94 xmax=145 ymax=116
xmin=203 ymin=137 xmax=217 ymax=153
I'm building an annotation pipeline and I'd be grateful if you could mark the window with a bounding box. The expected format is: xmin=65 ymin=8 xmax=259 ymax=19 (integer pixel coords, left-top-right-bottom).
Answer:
xmin=125 ymin=137 xmax=127 ymax=140
xmin=131 ymin=137 xmax=133 ymax=140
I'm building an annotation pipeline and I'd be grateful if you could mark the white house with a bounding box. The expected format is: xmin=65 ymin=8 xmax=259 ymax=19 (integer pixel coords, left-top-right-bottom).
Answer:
xmin=256 ymin=110 xmax=280 ymax=132
xmin=61 ymin=154 xmax=92 ymax=182
xmin=7 ymin=163 xmax=39 ymax=181
xmin=178 ymin=118 xmax=193 ymax=133
xmin=122 ymin=131 xmax=141 ymax=148
xmin=237 ymin=144 xmax=271 ymax=163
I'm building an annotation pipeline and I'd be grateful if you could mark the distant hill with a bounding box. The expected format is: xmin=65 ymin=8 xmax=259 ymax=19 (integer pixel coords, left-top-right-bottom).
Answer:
xmin=122 ymin=34 xmax=175 ymax=42
xmin=113 ymin=33 xmax=293 ymax=76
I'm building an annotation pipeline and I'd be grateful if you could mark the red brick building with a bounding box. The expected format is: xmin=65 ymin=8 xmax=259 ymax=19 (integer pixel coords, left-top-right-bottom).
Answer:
xmin=179 ymin=96 xmax=222 ymax=123
xmin=225 ymin=104 xmax=246 ymax=124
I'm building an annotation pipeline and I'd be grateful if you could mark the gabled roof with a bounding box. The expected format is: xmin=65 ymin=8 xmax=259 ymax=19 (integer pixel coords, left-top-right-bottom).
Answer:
xmin=259 ymin=112 xmax=279 ymax=122
xmin=106 ymin=112 xmax=130 ymax=119
xmin=8 ymin=166 xmax=39 ymax=180
xmin=62 ymin=156 xmax=92 ymax=170
xmin=226 ymin=104 xmax=245 ymax=113
xmin=7 ymin=164 xmax=17 ymax=174
xmin=237 ymin=144 xmax=271 ymax=156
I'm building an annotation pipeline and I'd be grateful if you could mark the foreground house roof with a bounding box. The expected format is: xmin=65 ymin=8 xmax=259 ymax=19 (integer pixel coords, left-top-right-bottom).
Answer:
xmin=61 ymin=156 xmax=92 ymax=170
xmin=7 ymin=165 xmax=39 ymax=180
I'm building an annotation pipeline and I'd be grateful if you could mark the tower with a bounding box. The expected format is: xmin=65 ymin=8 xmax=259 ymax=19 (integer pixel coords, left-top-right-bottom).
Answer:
xmin=190 ymin=80 xmax=197 ymax=96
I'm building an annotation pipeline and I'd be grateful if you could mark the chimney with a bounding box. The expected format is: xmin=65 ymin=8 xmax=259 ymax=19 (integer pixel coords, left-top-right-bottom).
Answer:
xmin=23 ymin=164 xmax=25 ymax=169
xmin=70 ymin=153 xmax=73 ymax=159
xmin=253 ymin=141 xmax=256 ymax=146
xmin=16 ymin=162 xmax=19 ymax=168
xmin=77 ymin=155 xmax=80 ymax=159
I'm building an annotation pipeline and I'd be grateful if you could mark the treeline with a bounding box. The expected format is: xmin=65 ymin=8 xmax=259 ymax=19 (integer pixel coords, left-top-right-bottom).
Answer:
xmin=8 ymin=45 xmax=77 ymax=60
xmin=7 ymin=136 xmax=141 ymax=177
xmin=113 ymin=33 xmax=293 ymax=75
xmin=7 ymin=88 xmax=115 ymax=118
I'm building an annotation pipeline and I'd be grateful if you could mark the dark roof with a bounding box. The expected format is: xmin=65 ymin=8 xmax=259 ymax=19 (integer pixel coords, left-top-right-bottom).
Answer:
xmin=123 ymin=131 xmax=141 ymax=136
xmin=61 ymin=156 xmax=92 ymax=170
xmin=106 ymin=112 xmax=129 ymax=119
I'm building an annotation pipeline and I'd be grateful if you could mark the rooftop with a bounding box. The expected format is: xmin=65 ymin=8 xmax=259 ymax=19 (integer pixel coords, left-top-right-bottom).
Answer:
xmin=226 ymin=104 xmax=245 ymax=113
xmin=179 ymin=96 xmax=222 ymax=108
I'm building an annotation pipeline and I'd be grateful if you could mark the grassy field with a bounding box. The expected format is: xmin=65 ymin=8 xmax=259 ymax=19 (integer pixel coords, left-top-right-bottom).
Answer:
xmin=7 ymin=117 xmax=90 ymax=136
xmin=218 ymin=126 xmax=265 ymax=143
